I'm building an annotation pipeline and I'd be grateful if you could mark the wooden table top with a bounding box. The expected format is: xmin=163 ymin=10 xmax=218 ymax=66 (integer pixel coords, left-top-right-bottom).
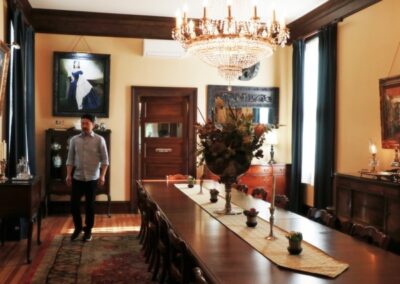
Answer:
xmin=142 ymin=180 xmax=400 ymax=284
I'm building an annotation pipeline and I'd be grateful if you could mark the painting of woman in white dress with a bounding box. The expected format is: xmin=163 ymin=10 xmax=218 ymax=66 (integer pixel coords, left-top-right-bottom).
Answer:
xmin=53 ymin=52 xmax=110 ymax=117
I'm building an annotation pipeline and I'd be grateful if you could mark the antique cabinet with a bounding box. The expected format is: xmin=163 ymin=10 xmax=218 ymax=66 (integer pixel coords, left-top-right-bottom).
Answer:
xmin=334 ymin=173 xmax=400 ymax=243
xmin=45 ymin=128 xmax=111 ymax=215
xmin=205 ymin=164 xmax=291 ymax=203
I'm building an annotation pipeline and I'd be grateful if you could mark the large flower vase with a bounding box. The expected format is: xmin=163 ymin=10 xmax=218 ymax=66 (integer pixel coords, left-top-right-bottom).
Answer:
xmin=206 ymin=158 xmax=251 ymax=215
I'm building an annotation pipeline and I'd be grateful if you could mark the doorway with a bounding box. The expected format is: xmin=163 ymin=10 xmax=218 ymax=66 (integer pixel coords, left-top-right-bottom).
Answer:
xmin=131 ymin=87 xmax=197 ymax=212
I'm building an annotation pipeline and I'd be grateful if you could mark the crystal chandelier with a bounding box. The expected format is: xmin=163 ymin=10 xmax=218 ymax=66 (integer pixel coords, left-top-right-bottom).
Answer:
xmin=172 ymin=0 xmax=290 ymax=83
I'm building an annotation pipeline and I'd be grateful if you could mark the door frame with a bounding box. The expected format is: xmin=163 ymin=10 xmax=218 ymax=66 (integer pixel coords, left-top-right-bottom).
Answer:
xmin=131 ymin=86 xmax=197 ymax=212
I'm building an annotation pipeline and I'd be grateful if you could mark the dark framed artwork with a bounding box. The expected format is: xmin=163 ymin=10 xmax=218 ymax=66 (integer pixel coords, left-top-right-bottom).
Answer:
xmin=207 ymin=85 xmax=279 ymax=126
xmin=0 ymin=41 xmax=10 ymax=116
xmin=53 ymin=52 xmax=110 ymax=117
xmin=379 ymin=75 xmax=400 ymax=148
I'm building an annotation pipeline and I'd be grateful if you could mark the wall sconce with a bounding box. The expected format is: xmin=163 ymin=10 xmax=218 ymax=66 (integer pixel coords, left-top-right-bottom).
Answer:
xmin=266 ymin=129 xmax=278 ymax=164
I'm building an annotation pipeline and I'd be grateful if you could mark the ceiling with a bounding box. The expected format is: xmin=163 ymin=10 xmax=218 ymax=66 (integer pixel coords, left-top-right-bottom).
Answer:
xmin=28 ymin=0 xmax=328 ymax=23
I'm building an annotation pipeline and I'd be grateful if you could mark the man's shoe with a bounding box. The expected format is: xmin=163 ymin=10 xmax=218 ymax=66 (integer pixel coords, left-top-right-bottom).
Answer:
xmin=70 ymin=228 xmax=82 ymax=241
xmin=82 ymin=231 xmax=92 ymax=242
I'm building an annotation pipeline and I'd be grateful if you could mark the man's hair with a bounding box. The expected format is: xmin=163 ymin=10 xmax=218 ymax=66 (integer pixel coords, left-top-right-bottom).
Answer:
xmin=81 ymin=113 xmax=96 ymax=123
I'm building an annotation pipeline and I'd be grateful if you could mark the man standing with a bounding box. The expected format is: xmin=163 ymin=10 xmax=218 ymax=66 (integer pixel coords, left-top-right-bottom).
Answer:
xmin=66 ymin=113 xmax=109 ymax=241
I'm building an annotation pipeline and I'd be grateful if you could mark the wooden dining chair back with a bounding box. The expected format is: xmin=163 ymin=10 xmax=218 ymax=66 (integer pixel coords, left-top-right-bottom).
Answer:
xmin=236 ymin=184 xmax=248 ymax=194
xmin=168 ymin=228 xmax=192 ymax=283
xmin=274 ymin=195 xmax=289 ymax=209
xmin=193 ymin=267 xmax=209 ymax=284
xmin=166 ymin=174 xmax=189 ymax=181
xmin=136 ymin=181 xmax=148 ymax=243
xmin=335 ymin=218 xmax=353 ymax=235
xmin=307 ymin=208 xmax=337 ymax=228
xmin=144 ymin=198 xmax=159 ymax=270
xmin=153 ymin=210 xmax=170 ymax=283
xmin=251 ymin=188 xmax=267 ymax=201
xmin=350 ymin=223 xmax=390 ymax=250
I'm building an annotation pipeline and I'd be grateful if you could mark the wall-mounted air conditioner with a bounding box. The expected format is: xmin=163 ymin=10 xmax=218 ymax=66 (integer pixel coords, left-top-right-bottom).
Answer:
xmin=143 ymin=39 xmax=185 ymax=58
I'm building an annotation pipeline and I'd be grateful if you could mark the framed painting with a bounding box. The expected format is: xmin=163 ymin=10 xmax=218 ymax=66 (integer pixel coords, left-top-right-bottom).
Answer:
xmin=207 ymin=85 xmax=279 ymax=126
xmin=53 ymin=52 xmax=110 ymax=117
xmin=379 ymin=75 xmax=400 ymax=148
xmin=0 ymin=41 xmax=10 ymax=116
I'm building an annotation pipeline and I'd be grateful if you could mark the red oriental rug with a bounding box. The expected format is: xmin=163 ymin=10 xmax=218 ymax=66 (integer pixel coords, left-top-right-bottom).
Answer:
xmin=29 ymin=233 xmax=154 ymax=284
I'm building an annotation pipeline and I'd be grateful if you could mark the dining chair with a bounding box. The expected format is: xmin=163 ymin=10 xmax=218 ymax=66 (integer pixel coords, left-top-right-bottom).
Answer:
xmin=335 ymin=217 xmax=353 ymax=235
xmin=153 ymin=211 xmax=170 ymax=283
xmin=137 ymin=181 xmax=148 ymax=243
xmin=168 ymin=228 xmax=193 ymax=283
xmin=236 ymin=184 xmax=248 ymax=194
xmin=274 ymin=194 xmax=289 ymax=209
xmin=251 ymin=187 xmax=267 ymax=201
xmin=350 ymin=223 xmax=391 ymax=250
xmin=307 ymin=208 xmax=337 ymax=228
xmin=166 ymin=174 xmax=189 ymax=181
xmin=193 ymin=267 xmax=208 ymax=284
xmin=144 ymin=198 xmax=160 ymax=272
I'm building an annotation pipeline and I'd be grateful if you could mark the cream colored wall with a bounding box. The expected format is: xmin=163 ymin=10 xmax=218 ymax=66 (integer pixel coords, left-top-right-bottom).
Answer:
xmin=337 ymin=0 xmax=400 ymax=173
xmin=35 ymin=34 xmax=292 ymax=201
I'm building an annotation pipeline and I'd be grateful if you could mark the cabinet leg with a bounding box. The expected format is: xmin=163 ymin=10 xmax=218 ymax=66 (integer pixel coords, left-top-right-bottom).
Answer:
xmin=37 ymin=208 xmax=42 ymax=245
xmin=27 ymin=219 xmax=33 ymax=264
xmin=0 ymin=218 xmax=4 ymax=246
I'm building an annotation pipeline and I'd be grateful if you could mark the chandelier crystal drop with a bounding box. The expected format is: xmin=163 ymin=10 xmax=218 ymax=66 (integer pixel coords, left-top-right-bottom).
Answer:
xmin=172 ymin=0 xmax=290 ymax=83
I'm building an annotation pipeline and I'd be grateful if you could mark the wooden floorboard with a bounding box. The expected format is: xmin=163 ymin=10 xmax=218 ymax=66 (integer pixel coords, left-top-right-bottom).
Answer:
xmin=0 ymin=214 xmax=141 ymax=284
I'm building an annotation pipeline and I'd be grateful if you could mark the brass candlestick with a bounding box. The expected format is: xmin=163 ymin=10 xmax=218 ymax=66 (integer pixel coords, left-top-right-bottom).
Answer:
xmin=266 ymin=206 xmax=276 ymax=240
xmin=0 ymin=160 xmax=8 ymax=182
xmin=370 ymin=153 xmax=377 ymax=172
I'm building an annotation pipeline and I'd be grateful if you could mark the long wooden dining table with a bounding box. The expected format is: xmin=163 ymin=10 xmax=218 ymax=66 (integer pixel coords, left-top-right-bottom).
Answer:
xmin=141 ymin=180 xmax=400 ymax=284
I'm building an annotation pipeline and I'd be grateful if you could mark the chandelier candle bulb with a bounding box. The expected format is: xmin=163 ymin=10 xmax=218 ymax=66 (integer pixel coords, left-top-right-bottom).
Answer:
xmin=369 ymin=143 xmax=377 ymax=154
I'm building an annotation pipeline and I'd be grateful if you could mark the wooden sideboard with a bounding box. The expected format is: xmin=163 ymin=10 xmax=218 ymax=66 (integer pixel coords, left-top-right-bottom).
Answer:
xmin=334 ymin=173 xmax=400 ymax=243
xmin=205 ymin=163 xmax=291 ymax=203
xmin=0 ymin=177 xmax=42 ymax=263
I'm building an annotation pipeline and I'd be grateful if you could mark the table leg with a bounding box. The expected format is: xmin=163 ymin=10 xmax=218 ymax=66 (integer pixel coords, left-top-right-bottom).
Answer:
xmin=37 ymin=208 xmax=42 ymax=245
xmin=27 ymin=218 xmax=33 ymax=264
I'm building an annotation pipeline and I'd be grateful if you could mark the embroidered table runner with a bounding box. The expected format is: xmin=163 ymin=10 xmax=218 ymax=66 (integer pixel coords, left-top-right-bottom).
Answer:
xmin=174 ymin=183 xmax=349 ymax=278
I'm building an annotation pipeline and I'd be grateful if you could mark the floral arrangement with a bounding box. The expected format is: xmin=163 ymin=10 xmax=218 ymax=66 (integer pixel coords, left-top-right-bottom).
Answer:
xmin=243 ymin=208 xmax=259 ymax=217
xmin=286 ymin=231 xmax=303 ymax=242
xmin=196 ymin=97 xmax=268 ymax=182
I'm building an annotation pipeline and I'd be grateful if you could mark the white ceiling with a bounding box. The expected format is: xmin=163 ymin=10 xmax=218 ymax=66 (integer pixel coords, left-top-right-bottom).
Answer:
xmin=28 ymin=0 xmax=328 ymax=23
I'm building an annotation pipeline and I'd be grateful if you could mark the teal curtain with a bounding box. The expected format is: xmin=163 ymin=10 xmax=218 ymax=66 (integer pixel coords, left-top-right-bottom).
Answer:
xmin=314 ymin=24 xmax=337 ymax=209
xmin=289 ymin=40 xmax=305 ymax=213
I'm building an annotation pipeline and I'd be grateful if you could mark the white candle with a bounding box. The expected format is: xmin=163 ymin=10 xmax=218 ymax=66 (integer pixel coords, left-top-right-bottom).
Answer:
xmin=271 ymin=175 xmax=276 ymax=209
xmin=0 ymin=141 xmax=3 ymax=160
xmin=4 ymin=141 xmax=6 ymax=161
xmin=369 ymin=143 xmax=377 ymax=154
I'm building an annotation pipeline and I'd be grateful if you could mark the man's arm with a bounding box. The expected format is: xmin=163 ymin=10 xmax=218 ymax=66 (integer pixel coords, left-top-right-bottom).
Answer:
xmin=65 ymin=137 xmax=75 ymax=187
xmin=98 ymin=137 xmax=109 ymax=186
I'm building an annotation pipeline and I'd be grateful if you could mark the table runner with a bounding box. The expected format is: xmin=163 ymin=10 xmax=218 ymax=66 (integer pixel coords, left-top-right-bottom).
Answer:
xmin=174 ymin=183 xmax=349 ymax=278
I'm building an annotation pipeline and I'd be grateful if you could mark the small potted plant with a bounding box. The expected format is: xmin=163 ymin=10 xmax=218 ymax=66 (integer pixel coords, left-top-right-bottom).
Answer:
xmin=187 ymin=175 xmax=195 ymax=188
xmin=209 ymin=188 xmax=219 ymax=203
xmin=286 ymin=231 xmax=303 ymax=255
xmin=243 ymin=208 xmax=259 ymax=227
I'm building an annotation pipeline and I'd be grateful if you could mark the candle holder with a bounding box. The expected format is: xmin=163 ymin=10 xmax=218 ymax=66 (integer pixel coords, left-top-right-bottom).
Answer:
xmin=0 ymin=159 xmax=8 ymax=182
xmin=370 ymin=153 xmax=378 ymax=172
xmin=266 ymin=206 xmax=276 ymax=240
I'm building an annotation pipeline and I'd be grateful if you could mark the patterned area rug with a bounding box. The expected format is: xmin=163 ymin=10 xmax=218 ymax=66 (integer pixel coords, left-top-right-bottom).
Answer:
xmin=30 ymin=233 xmax=154 ymax=284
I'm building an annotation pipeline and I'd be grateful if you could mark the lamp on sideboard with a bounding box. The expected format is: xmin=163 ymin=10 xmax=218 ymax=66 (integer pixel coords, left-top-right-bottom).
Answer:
xmin=266 ymin=129 xmax=278 ymax=164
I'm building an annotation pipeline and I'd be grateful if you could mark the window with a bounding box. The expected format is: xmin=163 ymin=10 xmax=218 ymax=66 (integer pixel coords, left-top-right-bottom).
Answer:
xmin=301 ymin=37 xmax=319 ymax=185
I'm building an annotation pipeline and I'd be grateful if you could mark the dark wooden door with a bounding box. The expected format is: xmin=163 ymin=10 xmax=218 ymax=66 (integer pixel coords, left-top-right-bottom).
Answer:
xmin=131 ymin=87 xmax=197 ymax=211
xmin=140 ymin=96 xmax=188 ymax=178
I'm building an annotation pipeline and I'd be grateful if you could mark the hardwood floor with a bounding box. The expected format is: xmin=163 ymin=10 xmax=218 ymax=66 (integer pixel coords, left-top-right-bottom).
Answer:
xmin=0 ymin=214 xmax=140 ymax=284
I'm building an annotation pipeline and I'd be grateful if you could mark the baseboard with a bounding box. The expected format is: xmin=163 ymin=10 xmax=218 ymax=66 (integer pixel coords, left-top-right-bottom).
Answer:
xmin=47 ymin=201 xmax=132 ymax=215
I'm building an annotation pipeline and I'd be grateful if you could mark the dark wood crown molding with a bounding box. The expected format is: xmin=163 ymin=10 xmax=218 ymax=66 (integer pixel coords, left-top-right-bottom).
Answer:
xmin=288 ymin=0 xmax=381 ymax=41
xmin=25 ymin=0 xmax=380 ymax=40
xmin=31 ymin=9 xmax=175 ymax=40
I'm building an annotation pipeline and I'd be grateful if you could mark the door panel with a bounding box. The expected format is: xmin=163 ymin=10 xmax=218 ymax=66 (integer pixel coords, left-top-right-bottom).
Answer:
xmin=141 ymin=95 xmax=189 ymax=179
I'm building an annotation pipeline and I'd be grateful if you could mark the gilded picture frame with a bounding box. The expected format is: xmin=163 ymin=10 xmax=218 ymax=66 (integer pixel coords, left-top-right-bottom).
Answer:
xmin=0 ymin=41 xmax=10 ymax=116
xmin=379 ymin=75 xmax=400 ymax=148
